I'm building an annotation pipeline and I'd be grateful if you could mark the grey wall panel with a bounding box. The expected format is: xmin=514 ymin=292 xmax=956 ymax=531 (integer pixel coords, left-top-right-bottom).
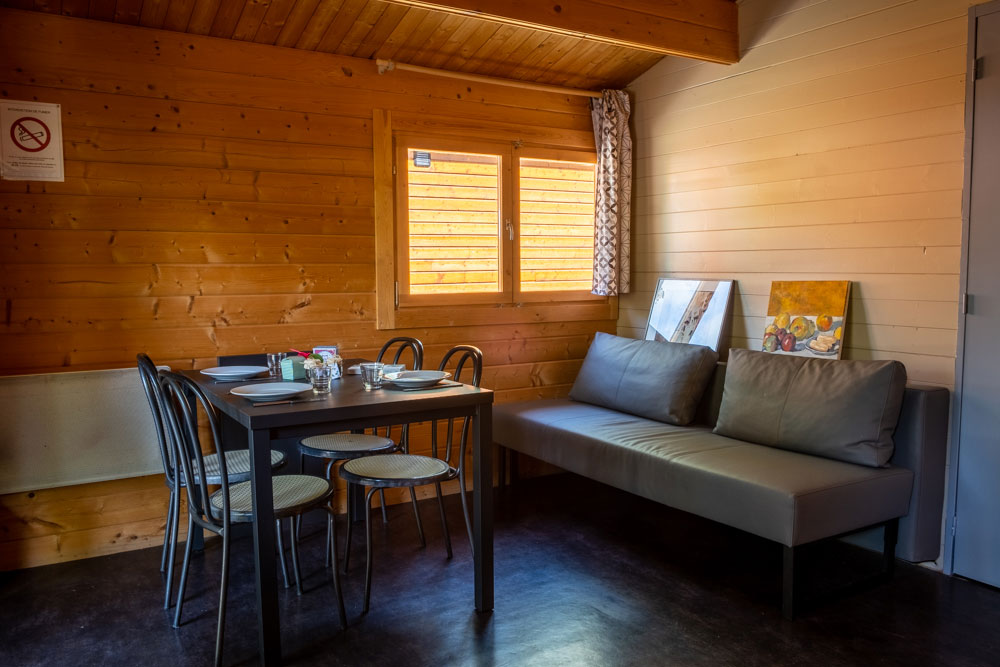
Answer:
xmin=0 ymin=368 xmax=162 ymax=494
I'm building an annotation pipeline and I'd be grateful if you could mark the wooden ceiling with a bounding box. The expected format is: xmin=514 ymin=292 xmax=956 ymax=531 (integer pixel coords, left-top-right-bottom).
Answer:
xmin=1 ymin=0 xmax=737 ymax=90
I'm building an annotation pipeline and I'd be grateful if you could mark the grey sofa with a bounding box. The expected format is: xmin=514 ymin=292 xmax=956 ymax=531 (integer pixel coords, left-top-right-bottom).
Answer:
xmin=494 ymin=353 xmax=949 ymax=618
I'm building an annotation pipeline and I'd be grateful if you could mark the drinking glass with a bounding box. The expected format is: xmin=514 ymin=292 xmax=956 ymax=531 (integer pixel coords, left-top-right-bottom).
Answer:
xmin=266 ymin=352 xmax=286 ymax=378
xmin=310 ymin=365 xmax=333 ymax=394
xmin=360 ymin=363 xmax=384 ymax=391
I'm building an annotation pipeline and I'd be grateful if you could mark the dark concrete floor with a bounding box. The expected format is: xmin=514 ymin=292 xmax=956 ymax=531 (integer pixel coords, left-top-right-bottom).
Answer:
xmin=2 ymin=474 xmax=999 ymax=667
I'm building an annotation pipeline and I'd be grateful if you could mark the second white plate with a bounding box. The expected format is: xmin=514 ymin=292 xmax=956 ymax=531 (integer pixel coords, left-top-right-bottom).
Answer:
xmin=201 ymin=366 xmax=269 ymax=380
xmin=230 ymin=382 xmax=312 ymax=402
xmin=383 ymin=370 xmax=451 ymax=388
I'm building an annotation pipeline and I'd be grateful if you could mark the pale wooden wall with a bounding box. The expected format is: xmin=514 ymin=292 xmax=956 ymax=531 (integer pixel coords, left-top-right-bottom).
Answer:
xmin=621 ymin=0 xmax=983 ymax=388
xmin=0 ymin=8 xmax=608 ymax=569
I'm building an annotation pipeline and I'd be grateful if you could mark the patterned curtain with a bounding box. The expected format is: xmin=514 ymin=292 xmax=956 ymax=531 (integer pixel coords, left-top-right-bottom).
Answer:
xmin=590 ymin=89 xmax=632 ymax=296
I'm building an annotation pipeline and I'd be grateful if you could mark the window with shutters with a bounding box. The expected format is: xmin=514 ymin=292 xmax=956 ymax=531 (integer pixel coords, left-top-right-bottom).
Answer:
xmin=393 ymin=134 xmax=598 ymax=308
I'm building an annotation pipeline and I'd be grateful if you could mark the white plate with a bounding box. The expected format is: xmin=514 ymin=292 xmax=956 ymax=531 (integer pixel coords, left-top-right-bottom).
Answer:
xmin=230 ymin=382 xmax=312 ymax=402
xmin=201 ymin=366 xmax=269 ymax=380
xmin=383 ymin=370 xmax=451 ymax=388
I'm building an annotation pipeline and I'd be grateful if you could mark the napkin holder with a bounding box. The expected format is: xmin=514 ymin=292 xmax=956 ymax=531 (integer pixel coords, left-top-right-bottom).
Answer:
xmin=280 ymin=356 xmax=306 ymax=381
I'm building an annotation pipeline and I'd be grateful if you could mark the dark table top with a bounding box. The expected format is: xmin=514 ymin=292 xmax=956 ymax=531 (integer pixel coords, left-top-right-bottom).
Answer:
xmin=181 ymin=361 xmax=493 ymax=432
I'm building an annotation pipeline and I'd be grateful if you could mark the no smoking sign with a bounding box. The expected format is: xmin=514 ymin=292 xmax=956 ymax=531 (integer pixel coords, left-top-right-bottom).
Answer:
xmin=10 ymin=117 xmax=52 ymax=153
xmin=1 ymin=100 xmax=64 ymax=182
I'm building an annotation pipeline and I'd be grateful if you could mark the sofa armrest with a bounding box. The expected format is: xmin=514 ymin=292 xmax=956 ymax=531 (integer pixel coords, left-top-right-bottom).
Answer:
xmin=891 ymin=385 xmax=950 ymax=562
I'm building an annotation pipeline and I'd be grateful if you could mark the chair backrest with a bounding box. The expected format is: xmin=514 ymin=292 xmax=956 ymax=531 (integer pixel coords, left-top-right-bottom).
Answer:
xmin=376 ymin=337 xmax=424 ymax=370
xmin=136 ymin=353 xmax=179 ymax=489
xmin=432 ymin=345 xmax=484 ymax=469
xmin=217 ymin=353 xmax=267 ymax=367
xmin=158 ymin=371 xmax=231 ymax=532
xmin=373 ymin=337 xmax=425 ymax=447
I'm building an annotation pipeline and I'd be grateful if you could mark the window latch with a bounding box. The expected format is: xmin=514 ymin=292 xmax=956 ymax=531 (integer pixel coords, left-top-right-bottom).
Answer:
xmin=505 ymin=219 xmax=513 ymax=241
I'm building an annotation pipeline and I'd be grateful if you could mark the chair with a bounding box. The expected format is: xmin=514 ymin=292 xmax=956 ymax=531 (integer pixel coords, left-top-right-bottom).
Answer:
xmin=297 ymin=433 xmax=397 ymax=574
xmin=372 ymin=337 xmax=425 ymax=533
xmin=135 ymin=354 xmax=291 ymax=609
xmin=376 ymin=336 xmax=424 ymax=370
xmin=296 ymin=337 xmax=426 ymax=572
xmin=215 ymin=353 xmax=267 ymax=366
xmin=339 ymin=345 xmax=483 ymax=613
xmin=158 ymin=371 xmax=347 ymax=667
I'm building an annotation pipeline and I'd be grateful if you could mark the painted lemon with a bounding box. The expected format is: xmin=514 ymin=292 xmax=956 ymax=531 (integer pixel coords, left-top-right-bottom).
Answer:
xmin=834 ymin=326 xmax=843 ymax=340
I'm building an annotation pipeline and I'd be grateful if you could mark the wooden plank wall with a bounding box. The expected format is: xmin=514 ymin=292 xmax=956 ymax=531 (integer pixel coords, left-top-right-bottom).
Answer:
xmin=621 ymin=0 xmax=984 ymax=389
xmin=0 ymin=8 xmax=606 ymax=569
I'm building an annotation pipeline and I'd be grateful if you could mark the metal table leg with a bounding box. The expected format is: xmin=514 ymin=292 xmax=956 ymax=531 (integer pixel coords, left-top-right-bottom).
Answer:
xmin=473 ymin=404 xmax=494 ymax=612
xmin=249 ymin=427 xmax=281 ymax=664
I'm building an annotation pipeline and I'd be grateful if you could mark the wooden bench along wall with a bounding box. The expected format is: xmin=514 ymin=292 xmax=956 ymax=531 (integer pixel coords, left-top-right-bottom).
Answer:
xmin=0 ymin=8 xmax=607 ymax=570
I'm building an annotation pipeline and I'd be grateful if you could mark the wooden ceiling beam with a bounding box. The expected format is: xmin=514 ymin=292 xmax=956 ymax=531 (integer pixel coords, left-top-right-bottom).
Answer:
xmin=380 ymin=0 xmax=739 ymax=64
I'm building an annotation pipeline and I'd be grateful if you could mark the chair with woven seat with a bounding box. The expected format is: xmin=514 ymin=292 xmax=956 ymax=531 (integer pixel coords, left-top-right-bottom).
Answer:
xmin=339 ymin=344 xmax=483 ymax=613
xmin=135 ymin=354 xmax=293 ymax=609
xmin=372 ymin=337 xmax=426 ymax=535
xmin=158 ymin=371 xmax=347 ymax=667
xmin=297 ymin=432 xmax=396 ymax=573
xmin=295 ymin=336 xmax=426 ymax=570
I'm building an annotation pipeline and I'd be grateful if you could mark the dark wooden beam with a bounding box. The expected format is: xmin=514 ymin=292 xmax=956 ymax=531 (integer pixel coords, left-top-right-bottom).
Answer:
xmin=382 ymin=0 xmax=739 ymax=64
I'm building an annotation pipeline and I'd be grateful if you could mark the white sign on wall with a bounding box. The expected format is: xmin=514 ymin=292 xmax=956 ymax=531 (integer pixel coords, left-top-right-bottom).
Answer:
xmin=1 ymin=99 xmax=64 ymax=182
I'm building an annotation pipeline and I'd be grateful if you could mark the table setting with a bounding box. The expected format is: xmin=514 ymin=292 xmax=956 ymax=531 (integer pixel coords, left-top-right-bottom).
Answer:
xmin=209 ymin=347 xmax=463 ymax=409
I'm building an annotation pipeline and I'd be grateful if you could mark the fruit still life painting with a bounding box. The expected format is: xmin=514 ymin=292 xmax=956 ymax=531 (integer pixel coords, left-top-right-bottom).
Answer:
xmin=762 ymin=281 xmax=851 ymax=358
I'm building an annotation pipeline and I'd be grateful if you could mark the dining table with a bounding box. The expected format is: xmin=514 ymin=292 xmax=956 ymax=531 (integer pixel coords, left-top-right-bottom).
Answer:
xmin=181 ymin=365 xmax=495 ymax=665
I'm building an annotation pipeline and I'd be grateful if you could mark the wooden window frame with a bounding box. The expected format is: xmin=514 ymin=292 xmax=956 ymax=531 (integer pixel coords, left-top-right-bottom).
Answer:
xmin=373 ymin=109 xmax=615 ymax=330
xmin=395 ymin=134 xmax=514 ymax=308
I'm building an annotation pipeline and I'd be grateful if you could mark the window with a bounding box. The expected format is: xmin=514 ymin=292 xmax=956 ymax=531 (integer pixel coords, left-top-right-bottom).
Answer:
xmin=517 ymin=156 xmax=596 ymax=293
xmin=394 ymin=135 xmax=597 ymax=308
xmin=404 ymin=147 xmax=503 ymax=297
xmin=372 ymin=110 xmax=614 ymax=330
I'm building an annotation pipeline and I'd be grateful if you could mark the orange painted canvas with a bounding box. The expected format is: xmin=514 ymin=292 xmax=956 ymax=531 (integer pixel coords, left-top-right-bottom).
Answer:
xmin=762 ymin=281 xmax=851 ymax=358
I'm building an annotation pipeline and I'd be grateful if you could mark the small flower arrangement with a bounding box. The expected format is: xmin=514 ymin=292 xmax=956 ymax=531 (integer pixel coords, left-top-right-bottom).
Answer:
xmin=292 ymin=349 xmax=343 ymax=377
xmin=302 ymin=353 xmax=327 ymax=371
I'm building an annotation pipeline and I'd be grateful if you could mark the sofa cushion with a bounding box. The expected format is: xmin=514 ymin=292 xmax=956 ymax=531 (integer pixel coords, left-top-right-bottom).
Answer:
xmin=569 ymin=332 xmax=718 ymax=426
xmin=494 ymin=398 xmax=914 ymax=546
xmin=713 ymin=349 xmax=907 ymax=467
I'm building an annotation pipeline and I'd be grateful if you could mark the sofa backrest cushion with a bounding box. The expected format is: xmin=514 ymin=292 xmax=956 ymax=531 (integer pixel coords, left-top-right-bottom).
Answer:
xmin=569 ymin=332 xmax=719 ymax=426
xmin=713 ymin=349 xmax=907 ymax=467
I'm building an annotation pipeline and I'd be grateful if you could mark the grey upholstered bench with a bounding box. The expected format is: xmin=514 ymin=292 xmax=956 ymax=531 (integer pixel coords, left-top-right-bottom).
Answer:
xmin=494 ymin=338 xmax=949 ymax=618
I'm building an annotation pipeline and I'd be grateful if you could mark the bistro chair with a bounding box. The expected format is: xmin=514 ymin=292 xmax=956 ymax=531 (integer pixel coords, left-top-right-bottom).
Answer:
xmin=339 ymin=345 xmax=483 ymax=613
xmin=135 ymin=354 xmax=291 ymax=609
xmin=298 ymin=433 xmax=397 ymax=574
xmin=372 ymin=336 xmax=426 ymax=534
xmin=296 ymin=336 xmax=426 ymax=572
xmin=158 ymin=371 xmax=347 ymax=667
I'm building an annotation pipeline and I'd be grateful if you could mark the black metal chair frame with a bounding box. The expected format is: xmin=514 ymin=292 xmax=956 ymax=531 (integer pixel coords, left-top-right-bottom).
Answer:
xmin=296 ymin=337 xmax=427 ymax=565
xmin=158 ymin=371 xmax=347 ymax=666
xmin=137 ymin=354 xmax=297 ymax=609
xmin=372 ymin=337 xmax=426 ymax=532
xmin=339 ymin=345 xmax=483 ymax=613
xmin=297 ymin=433 xmax=397 ymax=575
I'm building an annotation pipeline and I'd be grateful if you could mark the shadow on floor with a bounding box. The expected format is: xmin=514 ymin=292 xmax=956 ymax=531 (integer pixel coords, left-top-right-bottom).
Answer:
xmin=1 ymin=474 xmax=999 ymax=666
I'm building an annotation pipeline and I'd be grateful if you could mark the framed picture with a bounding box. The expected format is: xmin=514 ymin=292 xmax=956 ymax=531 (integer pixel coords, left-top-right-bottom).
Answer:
xmin=762 ymin=281 xmax=851 ymax=358
xmin=644 ymin=279 xmax=734 ymax=351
